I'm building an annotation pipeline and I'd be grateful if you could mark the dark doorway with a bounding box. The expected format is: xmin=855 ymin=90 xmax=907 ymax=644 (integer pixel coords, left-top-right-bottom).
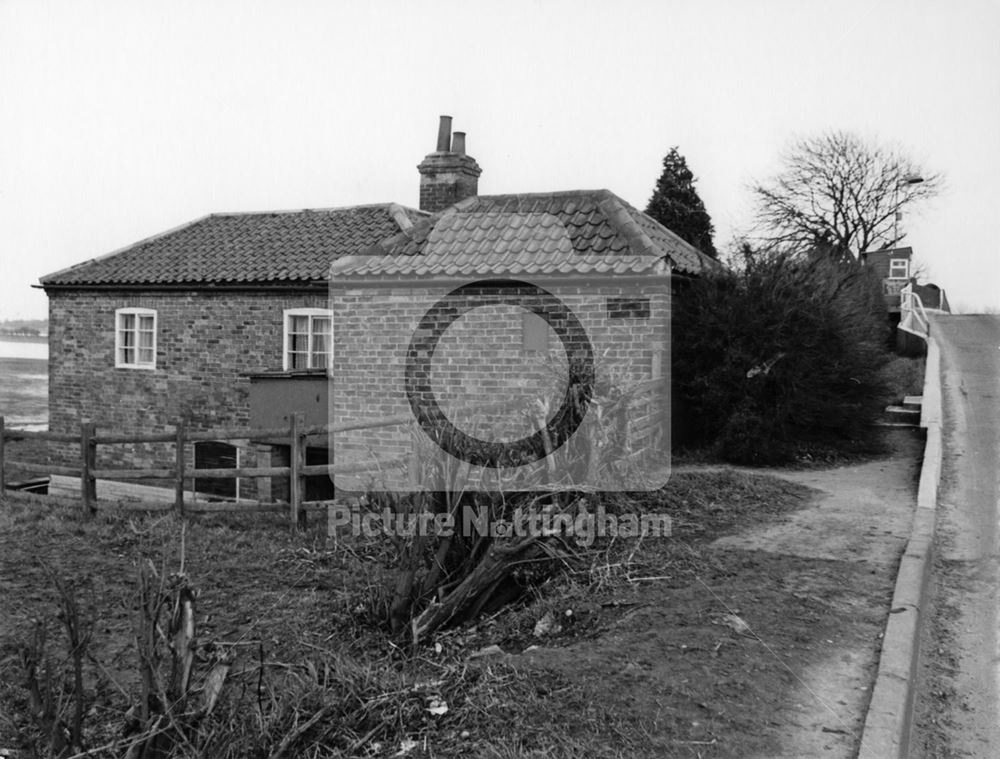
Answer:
xmin=269 ymin=445 xmax=335 ymax=502
xmin=194 ymin=440 xmax=238 ymax=499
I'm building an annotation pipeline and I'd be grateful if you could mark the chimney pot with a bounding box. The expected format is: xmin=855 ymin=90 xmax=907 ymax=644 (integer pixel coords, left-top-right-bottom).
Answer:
xmin=418 ymin=115 xmax=481 ymax=212
xmin=436 ymin=115 xmax=452 ymax=152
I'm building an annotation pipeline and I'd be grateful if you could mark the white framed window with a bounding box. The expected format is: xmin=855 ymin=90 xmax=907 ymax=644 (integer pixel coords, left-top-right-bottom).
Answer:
xmin=889 ymin=258 xmax=909 ymax=280
xmin=283 ymin=308 xmax=332 ymax=370
xmin=115 ymin=308 xmax=157 ymax=369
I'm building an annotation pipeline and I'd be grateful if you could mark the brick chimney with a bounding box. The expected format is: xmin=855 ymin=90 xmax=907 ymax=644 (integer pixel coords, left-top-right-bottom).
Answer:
xmin=417 ymin=115 xmax=482 ymax=212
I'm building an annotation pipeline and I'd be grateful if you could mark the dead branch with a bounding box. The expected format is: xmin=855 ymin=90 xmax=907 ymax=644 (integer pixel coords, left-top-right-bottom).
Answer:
xmin=20 ymin=620 xmax=71 ymax=757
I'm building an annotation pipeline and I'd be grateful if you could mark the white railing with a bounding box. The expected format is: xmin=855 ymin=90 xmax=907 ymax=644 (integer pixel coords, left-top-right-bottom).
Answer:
xmin=899 ymin=283 xmax=930 ymax=337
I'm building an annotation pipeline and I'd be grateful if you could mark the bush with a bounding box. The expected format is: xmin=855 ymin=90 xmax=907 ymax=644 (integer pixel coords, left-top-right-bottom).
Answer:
xmin=673 ymin=252 xmax=892 ymax=464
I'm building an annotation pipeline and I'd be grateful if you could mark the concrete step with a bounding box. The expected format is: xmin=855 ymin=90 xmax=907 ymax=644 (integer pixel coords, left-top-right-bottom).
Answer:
xmin=884 ymin=404 xmax=922 ymax=426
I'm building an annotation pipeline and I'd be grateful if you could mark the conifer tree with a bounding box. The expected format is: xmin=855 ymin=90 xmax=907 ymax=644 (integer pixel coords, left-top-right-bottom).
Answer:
xmin=645 ymin=147 xmax=718 ymax=258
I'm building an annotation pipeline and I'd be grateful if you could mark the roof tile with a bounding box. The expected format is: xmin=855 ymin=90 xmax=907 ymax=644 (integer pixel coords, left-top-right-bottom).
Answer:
xmin=330 ymin=190 xmax=718 ymax=280
xmin=40 ymin=204 xmax=427 ymax=287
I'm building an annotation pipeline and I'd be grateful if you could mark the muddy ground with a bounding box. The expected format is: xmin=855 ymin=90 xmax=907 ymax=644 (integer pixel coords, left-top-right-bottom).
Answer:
xmin=512 ymin=427 xmax=922 ymax=757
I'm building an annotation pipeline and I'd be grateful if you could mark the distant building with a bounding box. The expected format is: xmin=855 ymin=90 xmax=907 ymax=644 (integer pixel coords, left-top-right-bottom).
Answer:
xmin=909 ymin=281 xmax=950 ymax=312
xmin=860 ymin=246 xmax=950 ymax=313
xmin=859 ymin=246 xmax=914 ymax=312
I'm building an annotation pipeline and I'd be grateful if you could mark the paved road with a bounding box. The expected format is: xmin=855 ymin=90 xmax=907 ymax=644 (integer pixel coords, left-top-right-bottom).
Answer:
xmin=914 ymin=314 xmax=1000 ymax=757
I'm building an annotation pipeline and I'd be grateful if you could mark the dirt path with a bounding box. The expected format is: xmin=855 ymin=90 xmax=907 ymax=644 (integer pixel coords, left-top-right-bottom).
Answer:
xmin=692 ymin=455 xmax=917 ymax=565
xmin=711 ymin=442 xmax=921 ymax=758
xmin=514 ymin=429 xmax=922 ymax=757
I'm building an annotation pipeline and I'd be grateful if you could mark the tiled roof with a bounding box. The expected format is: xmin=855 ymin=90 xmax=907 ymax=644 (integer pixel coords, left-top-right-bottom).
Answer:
xmin=331 ymin=190 xmax=718 ymax=280
xmin=40 ymin=204 xmax=426 ymax=287
xmin=330 ymin=213 xmax=670 ymax=278
xmin=331 ymin=248 xmax=671 ymax=278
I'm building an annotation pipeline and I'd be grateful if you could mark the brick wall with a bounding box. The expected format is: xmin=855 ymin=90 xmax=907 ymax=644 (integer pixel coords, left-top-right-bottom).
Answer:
xmin=330 ymin=281 xmax=670 ymax=487
xmin=419 ymin=173 xmax=475 ymax=214
xmin=416 ymin=153 xmax=481 ymax=213
xmin=45 ymin=282 xmax=669 ymax=492
xmin=46 ymin=289 xmax=328 ymax=476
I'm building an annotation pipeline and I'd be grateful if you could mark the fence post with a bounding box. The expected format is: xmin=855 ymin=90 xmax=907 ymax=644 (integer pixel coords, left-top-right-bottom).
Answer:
xmin=80 ymin=422 xmax=97 ymax=515
xmin=175 ymin=423 xmax=186 ymax=517
xmin=0 ymin=416 xmax=6 ymax=495
xmin=289 ymin=413 xmax=306 ymax=529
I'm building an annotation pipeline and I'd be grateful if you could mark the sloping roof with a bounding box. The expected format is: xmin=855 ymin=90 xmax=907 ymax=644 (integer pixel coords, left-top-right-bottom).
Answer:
xmin=40 ymin=204 xmax=426 ymax=287
xmin=860 ymin=246 xmax=913 ymax=261
xmin=331 ymin=190 xmax=718 ymax=280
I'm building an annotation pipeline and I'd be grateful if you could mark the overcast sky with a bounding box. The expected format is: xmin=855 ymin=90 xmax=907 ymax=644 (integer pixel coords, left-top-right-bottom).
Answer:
xmin=2 ymin=0 xmax=998 ymax=319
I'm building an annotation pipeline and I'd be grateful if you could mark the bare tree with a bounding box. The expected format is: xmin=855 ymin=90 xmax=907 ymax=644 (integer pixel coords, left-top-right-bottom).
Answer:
xmin=750 ymin=131 xmax=942 ymax=260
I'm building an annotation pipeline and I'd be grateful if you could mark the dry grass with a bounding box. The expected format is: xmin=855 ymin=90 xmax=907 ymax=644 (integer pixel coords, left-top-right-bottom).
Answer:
xmin=879 ymin=354 xmax=926 ymax=401
xmin=1 ymin=470 xmax=816 ymax=757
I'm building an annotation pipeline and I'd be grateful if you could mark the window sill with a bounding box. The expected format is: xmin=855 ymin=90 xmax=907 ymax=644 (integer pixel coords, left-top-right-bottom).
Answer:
xmin=246 ymin=368 xmax=329 ymax=379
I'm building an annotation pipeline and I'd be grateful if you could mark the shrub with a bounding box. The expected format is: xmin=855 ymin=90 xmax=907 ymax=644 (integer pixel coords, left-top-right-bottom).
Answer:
xmin=672 ymin=251 xmax=892 ymax=464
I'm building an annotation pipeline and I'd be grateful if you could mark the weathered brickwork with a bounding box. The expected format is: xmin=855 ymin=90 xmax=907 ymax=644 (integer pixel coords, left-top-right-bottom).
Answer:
xmin=419 ymin=174 xmax=477 ymax=214
xmin=417 ymin=152 xmax=481 ymax=213
xmin=330 ymin=282 xmax=669 ymax=482
xmin=47 ymin=289 xmax=328 ymax=476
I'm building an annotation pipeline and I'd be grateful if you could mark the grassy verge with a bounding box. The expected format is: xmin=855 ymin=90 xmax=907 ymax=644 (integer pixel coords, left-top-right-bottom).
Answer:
xmin=880 ymin=354 xmax=926 ymax=401
xmin=1 ymin=469 xmax=860 ymax=757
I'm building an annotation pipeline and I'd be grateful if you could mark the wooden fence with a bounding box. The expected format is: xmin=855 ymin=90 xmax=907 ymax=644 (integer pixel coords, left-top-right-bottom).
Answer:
xmin=0 ymin=379 xmax=667 ymax=526
xmin=0 ymin=412 xmax=415 ymax=526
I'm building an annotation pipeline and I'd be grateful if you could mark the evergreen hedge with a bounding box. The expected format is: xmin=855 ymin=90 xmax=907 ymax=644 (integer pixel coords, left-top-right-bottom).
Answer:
xmin=672 ymin=253 xmax=892 ymax=464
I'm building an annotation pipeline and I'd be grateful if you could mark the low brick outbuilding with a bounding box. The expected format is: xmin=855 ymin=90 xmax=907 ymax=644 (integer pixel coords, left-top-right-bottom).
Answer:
xmin=328 ymin=189 xmax=715 ymax=491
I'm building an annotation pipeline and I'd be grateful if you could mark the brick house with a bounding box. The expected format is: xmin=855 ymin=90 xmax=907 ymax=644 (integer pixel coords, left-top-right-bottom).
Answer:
xmin=38 ymin=116 xmax=716 ymax=499
xmin=859 ymin=245 xmax=950 ymax=315
xmin=38 ymin=205 xmax=426 ymax=499
xmin=859 ymin=246 xmax=914 ymax=312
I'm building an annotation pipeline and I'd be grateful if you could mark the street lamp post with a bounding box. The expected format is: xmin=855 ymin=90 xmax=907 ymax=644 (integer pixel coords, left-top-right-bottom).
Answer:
xmin=893 ymin=175 xmax=925 ymax=247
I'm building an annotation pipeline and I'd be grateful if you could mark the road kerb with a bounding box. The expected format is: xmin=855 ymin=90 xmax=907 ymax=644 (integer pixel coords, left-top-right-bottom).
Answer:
xmin=857 ymin=338 xmax=941 ymax=759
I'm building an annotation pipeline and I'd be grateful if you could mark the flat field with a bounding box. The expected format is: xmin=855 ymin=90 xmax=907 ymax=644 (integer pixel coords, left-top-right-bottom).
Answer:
xmin=0 ymin=349 xmax=48 ymax=429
